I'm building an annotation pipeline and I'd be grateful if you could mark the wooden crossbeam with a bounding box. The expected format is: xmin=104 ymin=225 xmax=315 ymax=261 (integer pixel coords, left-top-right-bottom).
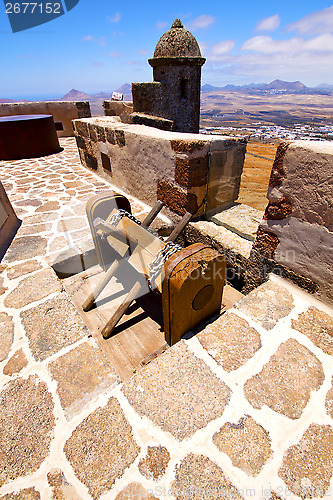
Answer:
xmin=82 ymin=201 xmax=163 ymax=312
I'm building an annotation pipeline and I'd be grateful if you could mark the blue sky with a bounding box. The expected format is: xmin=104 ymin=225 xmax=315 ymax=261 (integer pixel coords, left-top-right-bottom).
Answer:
xmin=1 ymin=0 xmax=333 ymax=98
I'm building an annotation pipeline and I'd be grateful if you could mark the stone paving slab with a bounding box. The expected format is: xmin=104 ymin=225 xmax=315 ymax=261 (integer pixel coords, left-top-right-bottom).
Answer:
xmin=122 ymin=341 xmax=232 ymax=441
xmin=48 ymin=341 xmax=119 ymax=418
xmin=4 ymin=268 xmax=62 ymax=309
xmin=171 ymin=453 xmax=244 ymax=499
xmin=3 ymin=235 xmax=48 ymax=263
xmin=115 ymin=483 xmax=159 ymax=500
xmin=279 ymin=424 xmax=333 ymax=498
xmin=0 ymin=312 xmax=14 ymax=362
xmin=20 ymin=292 xmax=88 ymax=361
xmin=292 ymin=305 xmax=333 ymax=355
xmin=244 ymin=338 xmax=325 ymax=419
xmin=3 ymin=348 xmax=28 ymax=376
xmin=197 ymin=311 xmax=261 ymax=372
xmin=47 ymin=468 xmax=81 ymax=499
xmin=0 ymin=489 xmax=41 ymax=499
xmin=235 ymin=279 xmax=294 ymax=330
xmin=212 ymin=415 xmax=273 ymax=477
xmin=0 ymin=375 xmax=55 ymax=488
xmin=138 ymin=446 xmax=171 ymax=482
xmin=64 ymin=397 xmax=140 ymax=499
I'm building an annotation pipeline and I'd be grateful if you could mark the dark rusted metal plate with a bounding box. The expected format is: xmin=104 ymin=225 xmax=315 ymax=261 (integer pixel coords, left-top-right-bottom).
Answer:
xmin=0 ymin=114 xmax=61 ymax=160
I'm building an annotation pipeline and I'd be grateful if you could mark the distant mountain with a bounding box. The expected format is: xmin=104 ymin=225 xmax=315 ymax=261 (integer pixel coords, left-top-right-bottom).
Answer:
xmin=263 ymin=79 xmax=306 ymax=91
xmin=58 ymin=89 xmax=92 ymax=101
xmin=90 ymin=85 xmax=132 ymax=100
xmin=115 ymin=83 xmax=132 ymax=94
xmin=92 ymin=92 xmax=113 ymax=99
xmin=0 ymin=98 xmax=28 ymax=103
xmin=202 ymin=80 xmax=308 ymax=93
xmin=316 ymin=83 xmax=333 ymax=90
xmin=201 ymin=84 xmax=223 ymax=93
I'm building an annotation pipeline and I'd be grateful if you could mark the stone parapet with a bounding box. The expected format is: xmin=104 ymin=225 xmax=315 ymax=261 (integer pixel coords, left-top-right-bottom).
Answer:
xmin=252 ymin=140 xmax=333 ymax=305
xmin=73 ymin=117 xmax=246 ymax=217
xmin=103 ymin=100 xmax=133 ymax=117
xmin=132 ymin=82 xmax=163 ymax=116
xmin=0 ymin=101 xmax=91 ymax=137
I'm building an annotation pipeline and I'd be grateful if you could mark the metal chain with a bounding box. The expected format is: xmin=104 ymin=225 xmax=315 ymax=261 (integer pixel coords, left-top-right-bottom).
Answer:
xmin=147 ymin=241 xmax=182 ymax=290
xmin=107 ymin=209 xmax=141 ymax=227
xmin=107 ymin=209 xmax=158 ymax=237
xmin=107 ymin=209 xmax=181 ymax=289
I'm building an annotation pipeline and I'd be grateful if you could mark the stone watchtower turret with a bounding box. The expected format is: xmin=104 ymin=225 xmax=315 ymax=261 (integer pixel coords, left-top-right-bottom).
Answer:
xmin=132 ymin=19 xmax=205 ymax=133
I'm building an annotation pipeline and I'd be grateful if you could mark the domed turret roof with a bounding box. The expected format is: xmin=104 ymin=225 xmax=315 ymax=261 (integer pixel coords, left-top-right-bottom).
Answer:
xmin=153 ymin=19 xmax=202 ymax=58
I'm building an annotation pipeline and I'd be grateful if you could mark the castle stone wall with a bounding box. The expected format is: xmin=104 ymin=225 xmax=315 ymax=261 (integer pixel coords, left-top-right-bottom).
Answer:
xmin=250 ymin=140 xmax=333 ymax=305
xmin=0 ymin=101 xmax=91 ymax=137
xmin=73 ymin=116 xmax=246 ymax=217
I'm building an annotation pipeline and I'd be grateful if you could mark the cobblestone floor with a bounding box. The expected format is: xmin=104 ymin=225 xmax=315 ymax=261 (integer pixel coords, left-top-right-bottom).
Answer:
xmin=0 ymin=138 xmax=333 ymax=499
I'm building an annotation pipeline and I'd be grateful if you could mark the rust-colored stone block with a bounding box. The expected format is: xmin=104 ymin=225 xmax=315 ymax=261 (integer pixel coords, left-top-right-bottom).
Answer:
xmin=84 ymin=152 xmax=98 ymax=171
xmin=75 ymin=135 xmax=86 ymax=150
xmin=95 ymin=125 xmax=106 ymax=142
xmin=74 ymin=120 xmax=89 ymax=138
xmin=106 ymin=128 xmax=116 ymax=145
xmin=170 ymin=139 xmax=206 ymax=154
xmin=264 ymin=196 xmax=293 ymax=220
xmin=268 ymin=141 xmax=289 ymax=189
xmin=115 ymin=129 xmax=126 ymax=147
xmin=88 ymin=123 xmax=98 ymax=142
xmin=174 ymin=156 xmax=208 ymax=188
xmin=252 ymin=226 xmax=280 ymax=259
xmin=157 ymin=180 xmax=198 ymax=215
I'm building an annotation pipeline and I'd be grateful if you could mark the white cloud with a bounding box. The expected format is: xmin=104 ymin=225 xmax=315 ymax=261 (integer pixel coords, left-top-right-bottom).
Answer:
xmin=242 ymin=33 xmax=333 ymax=54
xmin=156 ymin=21 xmax=168 ymax=31
xmin=256 ymin=14 xmax=280 ymax=32
xmin=211 ymin=40 xmax=235 ymax=57
xmin=82 ymin=35 xmax=106 ymax=46
xmin=137 ymin=48 xmax=149 ymax=55
xmin=110 ymin=50 xmax=122 ymax=58
xmin=305 ymin=33 xmax=333 ymax=51
xmin=204 ymin=37 xmax=333 ymax=86
xmin=242 ymin=36 xmax=301 ymax=53
xmin=288 ymin=5 xmax=333 ymax=35
xmin=108 ymin=12 xmax=121 ymax=23
xmin=186 ymin=15 xmax=216 ymax=31
xmin=91 ymin=62 xmax=104 ymax=67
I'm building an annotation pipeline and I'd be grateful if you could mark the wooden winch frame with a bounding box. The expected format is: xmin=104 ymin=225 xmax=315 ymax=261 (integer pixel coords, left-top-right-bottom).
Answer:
xmin=83 ymin=192 xmax=226 ymax=345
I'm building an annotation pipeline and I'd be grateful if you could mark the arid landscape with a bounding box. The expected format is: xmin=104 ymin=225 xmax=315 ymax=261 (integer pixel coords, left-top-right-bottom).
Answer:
xmin=200 ymin=88 xmax=333 ymax=128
